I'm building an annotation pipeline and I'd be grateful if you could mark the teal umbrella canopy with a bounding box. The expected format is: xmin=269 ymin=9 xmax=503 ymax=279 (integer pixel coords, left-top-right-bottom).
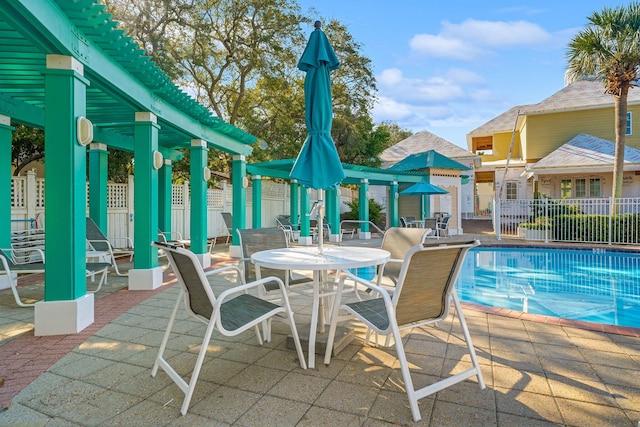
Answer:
xmin=290 ymin=21 xmax=345 ymax=189
xmin=400 ymin=181 xmax=448 ymax=195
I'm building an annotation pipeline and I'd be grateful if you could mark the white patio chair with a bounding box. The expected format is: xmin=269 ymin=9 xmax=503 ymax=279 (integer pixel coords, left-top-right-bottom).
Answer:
xmin=150 ymin=241 xmax=307 ymax=416
xmin=324 ymin=240 xmax=485 ymax=422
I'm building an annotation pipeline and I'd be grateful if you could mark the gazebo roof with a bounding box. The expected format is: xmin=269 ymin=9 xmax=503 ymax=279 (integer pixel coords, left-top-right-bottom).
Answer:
xmin=387 ymin=150 xmax=470 ymax=172
xmin=247 ymin=159 xmax=430 ymax=186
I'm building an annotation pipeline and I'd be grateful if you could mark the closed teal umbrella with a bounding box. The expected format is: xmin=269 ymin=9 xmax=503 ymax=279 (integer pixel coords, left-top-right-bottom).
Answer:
xmin=290 ymin=21 xmax=345 ymax=189
xmin=292 ymin=21 xmax=344 ymax=253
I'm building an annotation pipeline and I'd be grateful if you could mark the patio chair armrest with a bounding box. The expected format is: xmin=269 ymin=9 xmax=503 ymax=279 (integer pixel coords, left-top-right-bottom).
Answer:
xmin=216 ymin=275 xmax=288 ymax=305
xmin=87 ymin=238 xmax=114 ymax=253
xmin=6 ymin=247 xmax=46 ymax=264
xmin=109 ymin=236 xmax=134 ymax=248
xmin=337 ymin=271 xmax=393 ymax=303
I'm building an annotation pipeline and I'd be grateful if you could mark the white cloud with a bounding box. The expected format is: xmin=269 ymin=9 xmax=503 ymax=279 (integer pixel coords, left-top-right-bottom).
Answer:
xmin=409 ymin=19 xmax=553 ymax=61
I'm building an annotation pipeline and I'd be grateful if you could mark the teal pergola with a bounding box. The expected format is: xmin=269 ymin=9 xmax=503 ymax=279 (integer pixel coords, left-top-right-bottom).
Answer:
xmin=0 ymin=1 xmax=255 ymax=335
xmin=247 ymin=159 xmax=430 ymax=242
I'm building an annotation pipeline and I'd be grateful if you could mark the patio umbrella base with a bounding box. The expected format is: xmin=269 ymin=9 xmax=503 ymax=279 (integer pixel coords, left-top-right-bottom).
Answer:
xmin=286 ymin=325 xmax=354 ymax=356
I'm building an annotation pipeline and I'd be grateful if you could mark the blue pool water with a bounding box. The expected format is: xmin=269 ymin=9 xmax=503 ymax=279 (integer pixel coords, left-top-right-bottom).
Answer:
xmin=456 ymin=247 xmax=640 ymax=328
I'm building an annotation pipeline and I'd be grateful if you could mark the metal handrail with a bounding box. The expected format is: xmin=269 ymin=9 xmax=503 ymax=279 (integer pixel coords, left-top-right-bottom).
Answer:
xmin=337 ymin=220 xmax=385 ymax=245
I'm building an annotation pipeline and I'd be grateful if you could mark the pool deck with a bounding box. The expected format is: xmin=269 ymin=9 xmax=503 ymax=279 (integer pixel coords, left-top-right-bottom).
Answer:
xmin=1 ymin=229 xmax=639 ymax=426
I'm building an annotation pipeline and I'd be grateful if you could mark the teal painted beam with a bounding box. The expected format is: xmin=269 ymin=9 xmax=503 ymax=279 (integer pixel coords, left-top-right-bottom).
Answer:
xmin=231 ymin=155 xmax=246 ymax=245
xmin=189 ymin=140 xmax=208 ymax=254
xmin=252 ymin=176 xmax=262 ymax=228
xmin=158 ymin=160 xmax=172 ymax=234
xmin=326 ymin=187 xmax=339 ymax=234
xmin=359 ymin=180 xmax=370 ymax=233
xmin=389 ymin=181 xmax=399 ymax=228
xmin=133 ymin=113 xmax=160 ymax=269
xmin=289 ymin=181 xmax=299 ymax=228
xmin=0 ymin=93 xmax=44 ymax=128
xmin=43 ymin=60 xmax=90 ymax=300
xmin=299 ymin=187 xmax=311 ymax=238
xmin=88 ymin=143 xmax=108 ymax=232
xmin=0 ymin=118 xmax=14 ymax=248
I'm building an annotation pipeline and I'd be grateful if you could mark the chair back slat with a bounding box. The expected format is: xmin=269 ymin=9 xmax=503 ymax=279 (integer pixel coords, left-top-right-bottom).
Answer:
xmin=237 ymin=228 xmax=289 ymax=285
xmin=394 ymin=241 xmax=476 ymax=326
xmin=86 ymin=217 xmax=111 ymax=252
xmin=380 ymin=227 xmax=429 ymax=283
xmin=160 ymin=244 xmax=214 ymax=320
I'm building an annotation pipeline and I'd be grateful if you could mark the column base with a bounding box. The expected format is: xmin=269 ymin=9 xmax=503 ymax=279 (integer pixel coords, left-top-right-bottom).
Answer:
xmin=358 ymin=231 xmax=372 ymax=240
xmin=328 ymin=234 xmax=340 ymax=243
xmin=34 ymin=294 xmax=94 ymax=336
xmin=0 ymin=273 xmax=17 ymax=290
xmin=193 ymin=252 xmax=211 ymax=269
xmin=229 ymin=244 xmax=242 ymax=258
xmin=128 ymin=266 xmax=163 ymax=290
xmin=298 ymin=236 xmax=313 ymax=246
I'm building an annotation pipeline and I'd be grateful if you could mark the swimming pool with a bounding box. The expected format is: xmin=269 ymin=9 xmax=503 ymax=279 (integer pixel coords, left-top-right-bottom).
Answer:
xmin=456 ymin=246 xmax=640 ymax=329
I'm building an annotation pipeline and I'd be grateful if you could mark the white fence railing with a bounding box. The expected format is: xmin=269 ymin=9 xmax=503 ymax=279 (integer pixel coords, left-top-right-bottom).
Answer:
xmin=495 ymin=197 xmax=640 ymax=245
xmin=10 ymin=172 xmax=354 ymax=248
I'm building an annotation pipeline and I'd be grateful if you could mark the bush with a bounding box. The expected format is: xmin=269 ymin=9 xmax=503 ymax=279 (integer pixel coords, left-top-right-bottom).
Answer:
xmin=344 ymin=198 xmax=383 ymax=226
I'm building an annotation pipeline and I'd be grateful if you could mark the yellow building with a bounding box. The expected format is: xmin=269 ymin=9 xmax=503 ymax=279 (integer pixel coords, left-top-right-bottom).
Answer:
xmin=467 ymin=79 xmax=640 ymax=201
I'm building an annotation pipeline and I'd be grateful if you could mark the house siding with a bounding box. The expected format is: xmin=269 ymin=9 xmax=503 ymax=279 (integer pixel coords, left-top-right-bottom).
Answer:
xmin=524 ymin=106 xmax=640 ymax=161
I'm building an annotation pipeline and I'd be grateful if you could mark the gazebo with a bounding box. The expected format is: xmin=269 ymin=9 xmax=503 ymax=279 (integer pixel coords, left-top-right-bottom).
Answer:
xmin=0 ymin=1 xmax=256 ymax=335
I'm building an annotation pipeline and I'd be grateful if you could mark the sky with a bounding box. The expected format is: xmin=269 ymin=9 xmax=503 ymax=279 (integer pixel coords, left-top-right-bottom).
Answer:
xmin=297 ymin=0 xmax=630 ymax=149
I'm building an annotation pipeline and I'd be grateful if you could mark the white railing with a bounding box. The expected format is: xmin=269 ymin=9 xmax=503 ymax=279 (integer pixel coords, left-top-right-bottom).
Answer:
xmin=495 ymin=197 xmax=640 ymax=245
xmin=10 ymin=174 xmax=354 ymax=248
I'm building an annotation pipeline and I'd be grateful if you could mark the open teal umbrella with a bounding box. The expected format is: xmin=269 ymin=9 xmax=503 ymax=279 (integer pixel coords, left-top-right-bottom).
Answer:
xmin=291 ymin=21 xmax=345 ymax=253
xmin=400 ymin=181 xmax=448 ymax=220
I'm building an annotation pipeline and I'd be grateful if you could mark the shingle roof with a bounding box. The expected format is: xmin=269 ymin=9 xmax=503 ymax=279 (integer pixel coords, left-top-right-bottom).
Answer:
xmin=530 ymin=133 xmax=640 ymax=169
xmin=379 ymin=130 xmax=475 ymax=168
xmin=526 ymin=79 xmax=640 ymax=115
xmin=467 ymin=105 xmax=534 ymax=136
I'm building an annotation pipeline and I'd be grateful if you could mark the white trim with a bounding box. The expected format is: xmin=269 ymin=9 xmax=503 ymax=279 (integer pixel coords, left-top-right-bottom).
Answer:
xmin=34 ymin=294 xmax=94 ymax=336
xmin=128 ymin=267 xmax=163 ymax=290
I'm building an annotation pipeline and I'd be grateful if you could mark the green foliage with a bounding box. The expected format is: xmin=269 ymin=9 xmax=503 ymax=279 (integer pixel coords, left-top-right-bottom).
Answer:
xmin=529 ymin=213 xmax=640 ymax=244
xmin=566 ymin=2 xmax=640 ymax=199
xmin=11 ymin=124 xmax=44 ymax=176
xmin=344 ymin=198 xmax=383 ymax=225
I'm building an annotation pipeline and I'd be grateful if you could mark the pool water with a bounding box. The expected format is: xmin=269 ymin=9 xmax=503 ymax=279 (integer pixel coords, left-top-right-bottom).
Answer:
xmin=456 ymin=247 xmax=640 ymax=328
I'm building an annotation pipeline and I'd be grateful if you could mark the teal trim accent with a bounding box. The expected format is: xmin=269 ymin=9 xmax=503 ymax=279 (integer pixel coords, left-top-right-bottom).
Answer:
xmin=359 ymin=180 xmax=369 ymax=232
xmin=190 ymin=143 xmax=208 ymax=254
xmin=290 ymin=182 xmax=299 ymax=228
xmin=389 ymin=182 xmax=399 ymax=227
xmin=133 ymin=117 xmax=160 ymax=269
xmin=326 ymin=187 xmax=339 ymax=233
xmin=252 ymin=177 xmax=262 ymax=228
xmin=300 ymin=188 xmax=310 ymax=237
xmin=0 ymin=122 xmax=14 ymax=248
xmin=158 ymin=162 xmax=172 ymax=234
xmin=231 ymin=156 xmax=246 ymax=245
xmin=43 ymin=65 xmax=88 ymax=300
xmin=88 ymin=145 xmax=108 ymax=232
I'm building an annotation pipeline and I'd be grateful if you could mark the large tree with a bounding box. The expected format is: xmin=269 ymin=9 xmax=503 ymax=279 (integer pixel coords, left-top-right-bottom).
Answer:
xmin=566 ymin=2 xmax=640 ymax=203
xmin=11 ymin=124 xmax=44 ymax=176
xmin=105 ymin=0 xmax=386 ymax=178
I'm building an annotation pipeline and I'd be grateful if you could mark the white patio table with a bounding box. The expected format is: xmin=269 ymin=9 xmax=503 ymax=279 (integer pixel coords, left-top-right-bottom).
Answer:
xmin=252 ymin=245 xmax=390 ymax=368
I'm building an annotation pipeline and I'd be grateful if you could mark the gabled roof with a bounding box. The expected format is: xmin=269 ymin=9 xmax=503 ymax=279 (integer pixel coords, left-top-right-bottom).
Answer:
xmin=526 ymin=79 xmax=640 ymax=115
xmin=387 ymin=149 xmax=470 ymax=171
xmin=380 ymin=130 xmax=475 ymax=166
xmin=467 ymin=105 xmax=534 ymax=136
xmin=530 ymin=133 xmax=640 ymax=171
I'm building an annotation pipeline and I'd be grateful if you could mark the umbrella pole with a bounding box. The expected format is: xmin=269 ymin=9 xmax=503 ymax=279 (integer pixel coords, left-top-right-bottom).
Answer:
xmin=317 ymin=189 xmax=324 ymax=254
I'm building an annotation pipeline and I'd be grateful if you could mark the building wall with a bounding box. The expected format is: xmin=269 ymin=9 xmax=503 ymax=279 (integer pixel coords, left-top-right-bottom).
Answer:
xmin=523 ymin=106 xmax=640 ymax=161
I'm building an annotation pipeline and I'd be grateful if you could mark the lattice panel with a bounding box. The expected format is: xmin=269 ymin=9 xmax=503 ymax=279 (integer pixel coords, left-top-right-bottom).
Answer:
xmin=108 ymin=183 xmax=128 ymax=208
xmin=11 ymin=177 xmax=25 ymax=208
xmin=172 ymin=185 xmax=185 ymax=207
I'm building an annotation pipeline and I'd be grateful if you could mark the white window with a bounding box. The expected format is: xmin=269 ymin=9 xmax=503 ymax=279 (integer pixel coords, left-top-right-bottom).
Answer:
xmin=589 ymin=178 xmax=601 ymax=197
xmin=505 ymin=182 xmax=517 ymax=200
xmin=561 ymin=180 xmax=572 ymax=198
xmin=575 ymin=179 xmax=586 ymax=198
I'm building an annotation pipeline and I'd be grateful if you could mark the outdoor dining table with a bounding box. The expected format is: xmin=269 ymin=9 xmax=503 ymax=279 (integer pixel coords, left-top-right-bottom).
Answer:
xmin=251 ymin=245 xmax=390 ymax=368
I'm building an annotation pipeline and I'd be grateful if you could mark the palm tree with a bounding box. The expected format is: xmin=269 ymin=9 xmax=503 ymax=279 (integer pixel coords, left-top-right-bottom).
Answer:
xmin=566 ymin=2 xmax=640 ymax=206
